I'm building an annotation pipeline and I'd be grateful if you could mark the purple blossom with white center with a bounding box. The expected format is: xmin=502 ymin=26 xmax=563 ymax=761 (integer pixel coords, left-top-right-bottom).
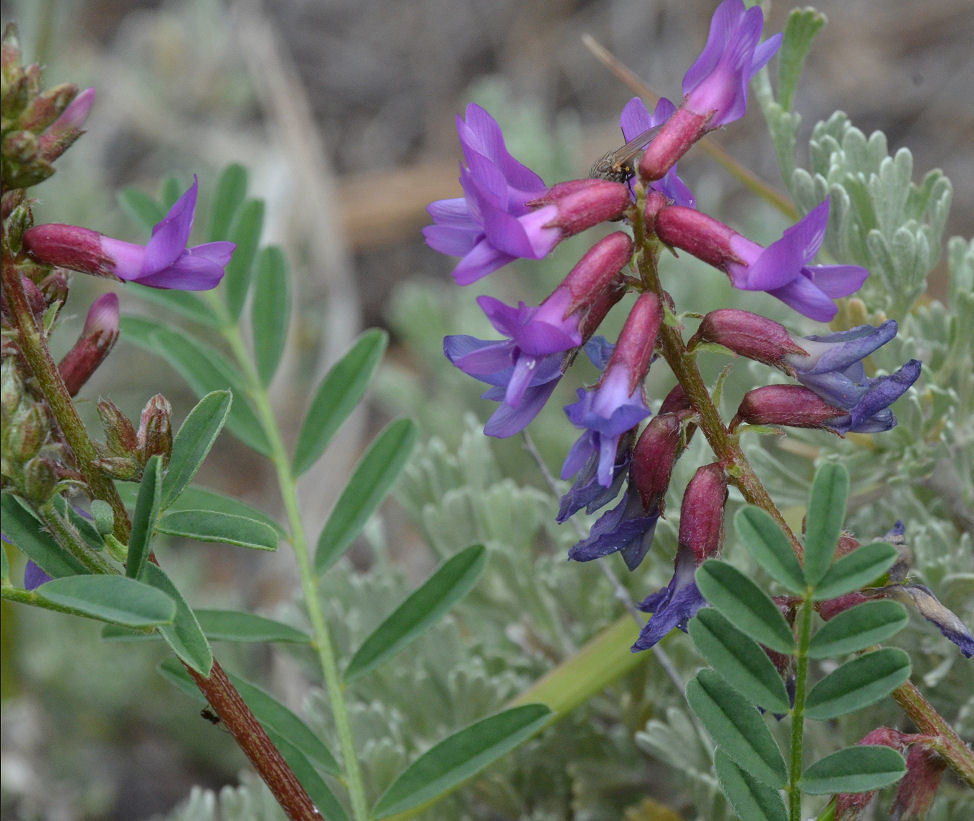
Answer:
xmin=681 ymin=0 xmax=782 ymax=128
xmin=619 ymin=97 xmax=695 ymax=207
xmin=424 ymin=104 xmax=560 ymax=285
xmin=23 ymin=176 xmax=235 ymax=291
xmin=561 ymin=293 xmax=661 ymax=487
xmin=631 ymin=546 xmax=707 ymax=651
xmin=569 ymin=481 xmax=660 ymax=571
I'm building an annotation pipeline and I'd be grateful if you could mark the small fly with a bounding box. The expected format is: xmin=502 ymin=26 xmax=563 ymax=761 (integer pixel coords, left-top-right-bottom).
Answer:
xmin=588 ymin=124 xmax=661 ymax=183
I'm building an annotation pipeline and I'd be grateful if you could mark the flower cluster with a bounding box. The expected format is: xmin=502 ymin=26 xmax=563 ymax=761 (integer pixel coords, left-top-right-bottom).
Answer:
xmin=425 ymin=0 xmax=932 ymax=655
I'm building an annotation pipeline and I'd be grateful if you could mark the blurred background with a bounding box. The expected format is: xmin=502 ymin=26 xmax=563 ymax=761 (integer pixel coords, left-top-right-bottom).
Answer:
xmin=2 ymin=0 xmax=972 ymax=818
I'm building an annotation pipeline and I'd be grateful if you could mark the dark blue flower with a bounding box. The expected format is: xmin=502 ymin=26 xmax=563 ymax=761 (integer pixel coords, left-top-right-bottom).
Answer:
xmin=568 ymin=480 xmax=660 ymax=571
xmin=631 ymin=546 xmax=707 ymax=651
xmin=24 ymin=560 xmax=52 ymax=590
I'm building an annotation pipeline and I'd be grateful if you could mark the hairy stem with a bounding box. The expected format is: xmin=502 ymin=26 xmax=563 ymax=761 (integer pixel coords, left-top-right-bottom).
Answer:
xmin=788 ymin=596 xmax=815 ymax=820
xmin=214 ymin=308 xmax=370 ymax=821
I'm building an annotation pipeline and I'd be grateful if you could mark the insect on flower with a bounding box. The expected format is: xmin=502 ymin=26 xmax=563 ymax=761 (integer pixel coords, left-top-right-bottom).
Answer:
xmin=589 ymin=125 xmax=661 ymax=183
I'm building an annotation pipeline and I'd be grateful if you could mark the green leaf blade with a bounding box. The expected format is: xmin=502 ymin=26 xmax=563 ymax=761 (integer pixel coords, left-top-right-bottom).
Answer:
xmin=141 ymin=563 xmax=213 ymax=675
xmin=293 ymin=329 xmax=388 ymax=476
xmin=714 ymin=749 xmax=788 ymax=821
xmin=345 ymin=544 xmax=486 ymax=681
xmin=315 ymin=417 xmax=417 ymax=574
xmin=209 ymin=164 xmax=248 ymax=241
xmin=251 ymin=246 xmax=290 ymax=387
xmin=813 ymin=541 xmax=898 ymax=601
xmin=161 ymin=390 xmax=232 ymax=506
xmin=805 ymin=648 xmax=911 ymax=720
xmin=223 ymin=198 xmax=265 ymax=320
xmin=1 ymin=493 xmax=88 ymax=579
xmin=808 ymin=600 xmax=909 ymax=658
xmin=735 ymin=506 xmax=806 ymax=594
xmin=156 ymin=510 xmax=278 ymax=551
xmin=804 ymin=463 xmax=849 ymax=586
xmin=800 ymin=746 xmax=906 ymax=794
xmin=193 ymin=610 xmax=310 ymax=643
xmin=35 ymin=575 xmax=175 ymax=627
xmin=127 ymin=455 xmax=163 ymax=579
xmin=686 ymin=669 xmax=787 ymax=788
xmin=688 ymin=609 xmax=791 ymax=714
xmin=371 ymin=704 xmax=552 ymax=817
xmin=695 ymin=560 xmax=796 ymax=654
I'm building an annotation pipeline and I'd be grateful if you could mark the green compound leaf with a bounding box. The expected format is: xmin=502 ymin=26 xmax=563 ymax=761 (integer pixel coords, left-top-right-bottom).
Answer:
xmin=293 ymin=329 xmax=388 ymax=477
xmin=142 ymin=562 xmax=213 ymax=676
xmin=209 ymin=164 xmax=248 ymax=241
xmin=120 ymin=317 xmax=270 ymax=455
xmin=805 ymin=648 xmax=911 ymax=720
xmin=34 ymin=575 xmax=175 ymax=627
xmin=345 ymin=544 xmax=486 ymax=682
xmin=127 ymin=455 xmax=163 ymax=579
xmin=688 ymin=609 xmax=791 ymax=715
xmin=1 ymin=493 xmax=88 ymax=580
xmin=161 ymin=390 xmax=232 ymax=507
xmin=102 ymin=609 xmax=310 ymax=644
xmin=371 ymin=704 xmax=552 ymax=817
xmin=156 ymin=509 xmax=278 ymax=551
xmin=735 ymin=506 xmax=806 ymax=594
xmin=118 ymin=186 xmax=165 ymax=231
xmin=223 ymin=198 xmax=265 ymax=320
xmin=686 ymin=669 xmax=787 ymax=789
xmin=808 ymin=599 xmax=909 ymax=658
xmin=226 ymin=673 xmax=340 ymax=776
xmin=804 ymin=463 xmax=849 ymax=586
xmin=800 ymin=746 xmax=906 ymax=795
xmin=714 ymin=748 xmax=788 ymax=821
xmin=315 ymin=417 xmax=417 ymax=574
xmin=695 ymin=560 xmax=796 ymax=654
xmin=251 ymin=246 xmax=290 ymax=387
xmin=812 ymin=541 xmax=898 ymax=601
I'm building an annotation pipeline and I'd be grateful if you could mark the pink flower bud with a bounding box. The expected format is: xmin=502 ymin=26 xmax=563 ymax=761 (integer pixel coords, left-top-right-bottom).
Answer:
xmin=530 ymin=178 xmax=631 ymax=237
xmin=629 ymin=413 xmax=682 ymax=514
xmin=604 ymin=292 xmax=663 ymax=396
xmin=678 ymin=462 xmax=728 ymax=563
xmin=36 ymin=87 xmax=95 ymax=162
xmin=639 ymin=107 xmax=712 ymax=183
xmin=137 ymin=394 xmax=173 ymax=465
xmin=733 ymin=384 xmax=846 ymax=432
xmin=654 ymin=204 xmax=738 ymax=268
xmin=97 ymin=398 xmax=138 ymax=455
xmin=891 ymin=744 xmax=947 ymax=819
xmin=58 ymin=293 xmax=119 ymax=396
xmin=22 ymin=223 xmax=113 ymax=278
xmin=21 ymin=82 xmax=79 ymax=131
xmin=559 ymin=231 xmax=633 ymax=315
xmin=692 ymin=309 xmax=807 ymax=373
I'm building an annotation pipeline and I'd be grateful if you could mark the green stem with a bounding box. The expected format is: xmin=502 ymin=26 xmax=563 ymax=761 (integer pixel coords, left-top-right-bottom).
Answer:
xmin=788 ymin=595 xmax=815 ymax=821
xmin=213 ymin=306 xmax=370 ymax=821
xmin=39 ymin=500 xmax=118 ymax=575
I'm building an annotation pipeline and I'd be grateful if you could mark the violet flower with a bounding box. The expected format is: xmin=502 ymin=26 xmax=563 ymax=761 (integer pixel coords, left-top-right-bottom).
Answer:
xmin=886 ymin=584 xmax=974 ymax=658
xmin=617 ymin=97 xmax=695 ymax=207
xmin=425 ymin=104 xmax=630 ymax=285
xmin=24 ymin=560 xmax=52 ymax=590
xmin=22 ymin=177 xmax=234 ymax=291
xmin=655 ymin=199 xmax=869 ymax=321
xmin=561 ymin=293 xmax=661 ymax=487
xmin=632 ymin=546 xmax=707 ymax=650
xmin=639 ymin=0 xmax=780 ymax=182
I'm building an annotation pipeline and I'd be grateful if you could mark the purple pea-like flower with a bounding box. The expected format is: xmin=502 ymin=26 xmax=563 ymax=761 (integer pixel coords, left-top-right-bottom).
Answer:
xmin=631 ymin=546 xmax=707 ymax=651
xmin=22 ymin=176 xmax=235 ymax=291
xmin=887 ymin=584 xmax=974 ymax=659
xmin=425 ymin=104 xmax=631 ymax=285
xmin=655 ymin=199 xmax=868 ymax=321
xmin=617 ymin=97 xmax=695 ymax=207
xmin=562 ymin=293 xmax=661 ymax=487
xmin=24 ymin=560 xmax=52 ymax=590
xmin=569 ymin=481 xmax=661 ymax=572
xmin=681 ymin=0 xmax=782 ymax=129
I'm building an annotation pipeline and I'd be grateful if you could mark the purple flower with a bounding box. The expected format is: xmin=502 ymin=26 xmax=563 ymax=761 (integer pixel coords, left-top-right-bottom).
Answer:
xmin=23 ymin=176 xmax=235 ymax=291
xmin=24 ymin=560 xmax=52 ymax=590
xmin=618 ymin=97 xmax=695 ymax=207
xmin=561 ymin=293 xmax=661 ymax=487
xmin=655 ymin=199 xmax=868 ymax=321
xmin=557 ymin=430 xmax=632 ymax=523
xmin=632 ymin=546 xmax=707 ymax=650
xmin=886 ymin=585 xmax=974 ymax=659
xmin=425 ymin=105 xmax=631 ymax=285
xmin=569 ymin=481 xmax=660 ymax=571
xmin=681 ymin=0 xmax=781 ymax=129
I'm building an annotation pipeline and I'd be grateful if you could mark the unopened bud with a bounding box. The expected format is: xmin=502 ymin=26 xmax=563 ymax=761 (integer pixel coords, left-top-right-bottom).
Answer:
xmin=692 ymin=309 xmax=807 ymax=373
xmin=90 ymin=499 xmax=115 ymax=536
xmin=678 ymin=462 xmax=728 ymax=563
xmin=93 ymin=455 xmax=140 ymax=481
xmin=58 ymin=293 xmax=119 ymax=396
xmin=22 ymin=223 xmax=111 ymax=278
xmin=629 ymin=413 xmax=682 ymax=515
xmin=137 ymin=393 xmax=173 ymax=465
xmin=654 ymin=204 xmax=737 ymax=268
xmin=97 ymin=398 xmax=138 ymax=455
xmin=733 ymin=385 xmax=846 ymax=432
xmin=23 ymin=455 xmax=57 ymax=502
xmin=659 ymin=383 xmax=692 ymax=415
xmin=891 ymin=744 xmax=947 ymax=819
xmin=638 ymin=107 xmax=711 ymax=183
xmin=20 ymin=82 xmax=78 ymax=131
xmin=560 ymin=232 xmax=633 ymax=314
xmin=529 ymin=178 xmax=631 ymax=237
xmin=605 ymin=292 xmax=662 ymax=394
xmin=1 ymin=360 xmax=24 ymax=418
xmin=642 ymin=190 xmax=668 ymax=233
xmin=36 ymin=87 xmax=95 ymax=163
xmin=9 ymin=403 xmax=48 ymax=460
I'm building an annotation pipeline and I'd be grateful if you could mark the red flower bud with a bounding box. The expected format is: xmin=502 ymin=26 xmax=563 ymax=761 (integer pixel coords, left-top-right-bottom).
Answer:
xmin=605 ymin=292 xmax=662 ymax=395
xmin=638 ymin=107 xmax=712 ymax=183
xmin=560 ymin=232 xmax=633 ymax=315
xmin=678 ymin=462 xmax=728 ymax=563
xmin=138 ymin=394 xmax=173 ymax=465
xmin=733 ymin=385 xmax=845 ymax=432
xmin=58 ymin=293 xmax=119 ymax=396
xmin=692 ymin=309 xmax=807 ymax=373
xmin=530 ymin=178 xmax=631 ymax=237
xmin=629 ymin=413 xmax=683 ymax=515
